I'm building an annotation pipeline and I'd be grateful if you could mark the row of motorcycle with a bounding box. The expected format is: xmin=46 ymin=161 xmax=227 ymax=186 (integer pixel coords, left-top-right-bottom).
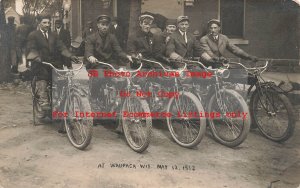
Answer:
xmin=89 ymin=57 xmax=296 ymax=153
xmin=36 ymin=57 xmax=296 ymax=153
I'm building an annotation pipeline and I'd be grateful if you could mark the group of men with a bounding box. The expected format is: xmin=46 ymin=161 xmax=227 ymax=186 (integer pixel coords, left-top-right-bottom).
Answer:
xmin=85 ymin=13 xmax=258 ymax=68
xmin=85 ymin=14 xmax=257 ymax=106
xmin=26 ymin=15 xmax=77 ymax=112
xmin=25 ymin=13 xmax=258 ymax=125
xmin=6 ymin=16 xmax=72 ymax=74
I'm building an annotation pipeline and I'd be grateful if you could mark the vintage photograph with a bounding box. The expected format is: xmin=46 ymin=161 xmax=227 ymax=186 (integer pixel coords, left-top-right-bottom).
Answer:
xmin=0 ymin=0 xmax=300 ymax=187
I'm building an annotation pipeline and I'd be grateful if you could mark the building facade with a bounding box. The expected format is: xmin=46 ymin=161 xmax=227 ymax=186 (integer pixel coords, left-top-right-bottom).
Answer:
xmin=70 ymin=0 xmax=300 ymax=60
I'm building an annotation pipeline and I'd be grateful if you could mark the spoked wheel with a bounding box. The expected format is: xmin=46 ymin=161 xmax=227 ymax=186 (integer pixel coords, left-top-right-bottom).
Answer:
xmin=166 ymin=91 xmax=206 ymax=148
xmin=208 ymin=89 xmax=250 ymax=147
xmin=250 ymin=88 xmax=296 ymax=142
xmin=64 ymin=91 xmax=93 ymax=150
xmin=122 ymin=96 xmax=152 ymax=153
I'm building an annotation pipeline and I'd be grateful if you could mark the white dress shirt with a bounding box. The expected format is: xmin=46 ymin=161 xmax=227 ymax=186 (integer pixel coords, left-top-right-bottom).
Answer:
xmin=179 ymin=30 xmax=187 ymax=43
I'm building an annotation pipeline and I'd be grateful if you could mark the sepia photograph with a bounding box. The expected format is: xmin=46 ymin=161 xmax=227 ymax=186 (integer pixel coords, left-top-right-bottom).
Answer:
xmin=0 ymin=0 xmax=300 ymax=187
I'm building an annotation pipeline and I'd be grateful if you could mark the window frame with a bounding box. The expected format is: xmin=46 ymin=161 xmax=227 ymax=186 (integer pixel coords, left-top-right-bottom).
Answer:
xmin=218 ymin=0 xmax=249 ymax=45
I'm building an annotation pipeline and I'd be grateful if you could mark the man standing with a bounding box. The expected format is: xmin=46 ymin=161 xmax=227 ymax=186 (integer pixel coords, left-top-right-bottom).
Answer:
xmin=16 ymin=16 xmax=34 ymax=70
xmin=166 ymin=16 xmax=210 ymax=63
xmin=54 ymin=19 xmax=72 ymax=68
xmin=109 ymin=17 xmax=125 ymax=49
xmin=82 ymin=21 xmax=94 ymax=41
xmin=26 ymin=14 xmax=77 ymax=112
xmin=200 ymin=19 xmax=258 ymax=62
xmin=54 ymin=20 xmax=71 ymax=48
xmin=7 ymin=16 xmax=17 ymax=73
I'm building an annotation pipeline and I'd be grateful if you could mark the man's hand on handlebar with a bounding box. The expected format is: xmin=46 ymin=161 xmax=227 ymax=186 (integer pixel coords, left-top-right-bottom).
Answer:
xmin=131 ymin=53 xmax=143 ymax=60
xmin=212 ymin=56 xmax=228 ymax=64
xmin=130 ymin=53 xmax=143 ymax=65
xmin=211 ymin=56 xmax=219 ymax=61
xmin=70 ymin=56 xmax=79 ymax=63
xmin=126 ymin=55 xmax=133 ymax=63
xmin=248 ymin=55 xmax=259 ymax=62
xmin=33 ymin=56 xmax=42 ymax=63
xmin=161 ymin=56 xmax=170 ymax=64
xmin=88 ymin=56 xmax=98 ymax=64
xmin=175 ymin=56 xmax=183 ymax=62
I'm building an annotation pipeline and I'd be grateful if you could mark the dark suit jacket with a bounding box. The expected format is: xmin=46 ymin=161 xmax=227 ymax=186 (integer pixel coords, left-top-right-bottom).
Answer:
xmin=166 ymin=30 xmax=204 ymax=59
xmin=200 ymin=34 xmax=251 ymax=59
xmin=55 ymin=28 xmax=71 ymax=48
xmin=55 ymin=28 xmax=72 ymax=67
xmin=127 ymin=30 xmax=154 ymax=59
xmin=109 ymin=24 xmax=125 ymax=48
xmin=153 ymin=31 xmax=169 ymax=60
xmin=7 ymin=24 xmax=16 ymax=48
xmin=85 ymin=30 xmax=127 ymax=69
xmin=26 ymin=30 xmax=72 ymax=80
xmin=82 ymin=27 xmax=94 ymax=41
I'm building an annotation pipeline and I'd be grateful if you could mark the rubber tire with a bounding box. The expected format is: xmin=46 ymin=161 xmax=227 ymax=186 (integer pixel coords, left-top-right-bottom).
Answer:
xmin=250 ymin=88 xmax=296 ymax=142
xmin=64 ymin=92 xmax=93 ymax=150
xmin=208 ymin=89 xmax=251 ymax=147
xmin=166 ymin=91 xmax=206 ymax=148
xmin=122 ymin=96 xmax=152 ymax=153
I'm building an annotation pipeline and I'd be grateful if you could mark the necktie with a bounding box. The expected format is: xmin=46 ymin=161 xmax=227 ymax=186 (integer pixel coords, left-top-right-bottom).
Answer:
xmin=184 ymin=32 xmax=187 ymax=44
xmin=100 ymin=32 xmax=107 ymax=45
xmin=165 ymin=36 xmax=170 ymax=44
xmin=213 ymin=36 xmax=218 ymax=42
xmin=43 ymin=31 xmax=48 ymax=40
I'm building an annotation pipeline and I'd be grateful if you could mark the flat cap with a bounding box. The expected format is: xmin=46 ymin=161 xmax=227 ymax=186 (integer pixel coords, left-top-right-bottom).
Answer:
xmin=97 ymin=15 xmax=111 ymax=23
xmin=177 ymin=15 xmax=189 ymax=24
xmin=139 ymin=14 xmax=154 ymax=22
xmin=207 ymin=19 xmax=221 ymax=27
xmin=165 ymin=19 xmax=176 ymax=26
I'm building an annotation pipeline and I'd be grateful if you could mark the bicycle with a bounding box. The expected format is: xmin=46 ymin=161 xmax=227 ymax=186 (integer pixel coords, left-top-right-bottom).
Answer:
xmin=226 ymin=60 xmax=296 ymax=142
xmin=136 ymin=58 xmax=206 ymax=148
xmin=31 ymin=60 xmax=93 ymax=150
xmin=92 ymin=60 xmax=152 ymax=153
xmin=184 ymin=59 xmax=251 ymax=147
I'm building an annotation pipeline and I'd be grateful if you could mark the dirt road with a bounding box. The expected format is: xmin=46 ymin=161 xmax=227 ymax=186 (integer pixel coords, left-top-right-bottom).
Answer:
xmin=0 ymin=82 xmax=299 ymax=188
